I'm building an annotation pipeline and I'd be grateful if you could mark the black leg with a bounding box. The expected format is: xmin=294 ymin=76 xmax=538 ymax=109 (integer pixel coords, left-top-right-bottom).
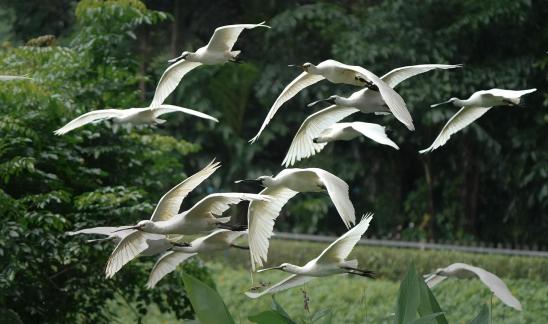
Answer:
xmin=341 ymin=266 xmax=375 ymax=278
xmin=217 ymin=223 xmax=248 ymax=231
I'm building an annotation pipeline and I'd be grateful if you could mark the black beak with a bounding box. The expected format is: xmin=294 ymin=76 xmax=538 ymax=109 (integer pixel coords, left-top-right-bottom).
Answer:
xmin=168 ymin=55 xmax=186 ymax=63
xmin=257 ymin=265 xmax=284 ymax=273
xmin=307 ymin=98 xmax=332 ymax=107
xmin=288 ymin=64 xmax=304 ymax=71
xmin=112 ymin=225 xmax=142 ymax=233
xmin=234 ymin=179 xmax=261 ymax=184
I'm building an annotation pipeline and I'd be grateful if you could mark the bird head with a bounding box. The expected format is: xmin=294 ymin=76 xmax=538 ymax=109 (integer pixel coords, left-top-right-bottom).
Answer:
xmin=307 ymin=95 xmax=338 ymax=108
xmin=257 ymin=263 xmax=289 ymax=273
xmin=288 ymin=62 xmax=313 ymax=72
xmin=168 ymin=51 xmax=192 ymax=63
xmin=234 ymin=175 xmax=273 ymax=187
xmin=430 ymin=97 xmax=459 ymax=108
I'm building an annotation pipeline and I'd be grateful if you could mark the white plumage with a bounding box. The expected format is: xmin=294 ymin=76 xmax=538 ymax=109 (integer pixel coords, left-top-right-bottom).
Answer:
xmin=239 ymin=168 xmax=356 ymax=270
xmin=54 ymin=105 xmax=218 ymax=135
xmin=424 ymin=262 xmax=522 ymax=311
xmin=150 ymin=22 xmax=270 ymax=106
xmin=420 ymin=88 xmax=536 ymax=153
xmin=246 ymin=214 xmax=373 ymax=298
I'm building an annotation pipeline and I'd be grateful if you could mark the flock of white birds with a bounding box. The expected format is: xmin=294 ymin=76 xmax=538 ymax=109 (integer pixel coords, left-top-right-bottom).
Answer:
xmin=3 ymin=21 xmax=531 ymax=309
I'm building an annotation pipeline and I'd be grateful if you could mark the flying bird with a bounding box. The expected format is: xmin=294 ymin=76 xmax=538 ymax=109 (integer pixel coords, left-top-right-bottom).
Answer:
xmin=283 ymin=121 xmax=399 ymax=167
xmin=105 ymin=161 xmax=270 ymax=277
xmin=420 ymin=88 xmax=537 ymax=153
xmin=245 ymin=214 xmax=374 ymax=298
xmin=235 ymin=168 xmax=356 ymax=270
xmin=150 ymin=22 xmax=270 ymax=107
xmin=424 ymin=262 xmax=522 ymax=311
xmin=249 ymin=60 xmax=440 ymax=143
xmin=146 ymin=229 xmax=247 ymax=288
xmin=54 ymin=105 xmax=218 ymax=135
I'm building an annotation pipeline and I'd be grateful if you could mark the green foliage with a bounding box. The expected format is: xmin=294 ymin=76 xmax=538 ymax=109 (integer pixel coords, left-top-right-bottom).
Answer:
xmin=182 ymin=272 xmax=234 ymax=324
xmin=0 ymin=1 xmax=209 ymax=322
xmin=394 ymin=263 xmax=447 ymax=324
xmin=470 ymin=304 xmax=490 ymax=324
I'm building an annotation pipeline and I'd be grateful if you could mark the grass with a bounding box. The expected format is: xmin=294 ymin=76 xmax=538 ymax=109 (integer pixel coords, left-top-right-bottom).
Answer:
xmin=111 ymin=239 xmax=548 ymax=323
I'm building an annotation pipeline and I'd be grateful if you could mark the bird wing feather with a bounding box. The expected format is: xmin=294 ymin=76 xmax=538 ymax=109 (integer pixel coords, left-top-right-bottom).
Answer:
xmin=282 ymin=105 xmax=360 ymax=167
xmin=315 ymin=213 xmax=373 ymax=264
xmin=345 ymin=65 xmax=414 ymax=131
xmin=105 ymin=231 xmax=150 ymax=278
xmin=348 ymin=122 xmax=399 ymax=150
xmin=310 ymin=168 xmax=355 ymax=228
xmin=206 ymin=22 xmax=270 ymax=52
xmin=150 ymin=160 xmax=220 ymax=222
xmin=54 ymin=109 xmax=127 ymax=135
xmin=248 ymin=187 xmax=299 ymax=270
xmin=146 ymin=251 xmax=197 ymax=288
xmin=419 ymin=106 xmax=492 ymax=153
xmin=185 ymin=193 xmax=270 ymax=221
xmin=152 ymin=104 xmax=218 ymax=122
xmin=250 ymin=72 xmax=325 ymax=143
xmin=245 ymin=274 xmax=315 ymax=299
xmin=150 ymin=61 xmax=202 ymax=107
xmin=381 ymin=64 xmax=462 ymax=88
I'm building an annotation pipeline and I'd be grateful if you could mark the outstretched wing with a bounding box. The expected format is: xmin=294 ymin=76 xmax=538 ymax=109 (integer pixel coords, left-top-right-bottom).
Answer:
xmin=381 ymin=64 xmax=462 ymax=88
xmin=282 ymin=105 xmax=360 ymax=167
xmin=245 ymin=274 xmax=315 ymax=299
xmin=206 ymin=22 xmax=270 ymax=52
xmin=429 ymin=263 xmax=522 ymax=311
xmin=150 ymin=160 xmax=220 ymax=222
xmin=150 ymin=61 xmax=202 ymax=107
xmin=248 ymin=187 xmax=299 ymax=270
xmin=250 ymin=72 xmax=325 ymax=143
xmin=419 ymin=106 xmax=492 ymax=153
xmin=105 ymin=231 xmax=150 ymax=278
xmin=146 ymin=251 xmax=197 ymax=288
xmin=152 ymin=104 xmax=218 ymax=122
xmin=339 ymin=63 xmax=414 ymax=131
xmin=185 ymin=193 xmax=271 ymax=221
xmin=347 ymin=122 xmax=399 ymax=149
xmin=315 ymin=214 xmax=373 ymax=264
xmin=310 ymin=168 xmax=355 ymax=228
xmin=54 ymin=109 xmax=126 ymax=135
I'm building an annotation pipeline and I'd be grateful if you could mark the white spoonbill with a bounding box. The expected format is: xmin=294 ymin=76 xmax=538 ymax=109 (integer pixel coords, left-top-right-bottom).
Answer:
xmin=105 ymin=162 xmax=270 ymax=277
xmin=424 ymin=262 xmax=522 ymax=310
xmin=235 ymin=168 xmax=356 ymax=270
xmin=283 ymin=121 xmax=399 ymax=167
xmin=420 ymin=88 xmax=537 ymax=153
xmin=245 ymin=214 xmax=373 ymax=298
xmin=146 ymin=229 xmax=247 ymax=288
xmin=249 ymin=61 xmax=443 ymax=142
xmin=150 ymin=22 xmax=270 ymax=106
xmin=54 ymin=104 xmax=218 ymax=135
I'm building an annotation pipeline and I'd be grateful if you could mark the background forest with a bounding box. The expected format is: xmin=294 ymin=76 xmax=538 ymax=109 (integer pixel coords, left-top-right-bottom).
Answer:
xmin=0 ymin=0 xmax=546 ymax=322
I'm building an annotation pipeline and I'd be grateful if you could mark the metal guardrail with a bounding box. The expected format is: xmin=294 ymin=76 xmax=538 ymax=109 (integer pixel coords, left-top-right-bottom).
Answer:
xmin=272 ymin=232 xmax=548 ymax=258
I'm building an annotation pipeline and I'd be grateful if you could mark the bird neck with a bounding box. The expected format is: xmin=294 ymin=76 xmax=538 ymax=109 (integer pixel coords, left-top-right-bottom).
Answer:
xmin=145 ymin=221 xmax=175 ymax=235
xmin=283 ymin=264 xmax=306 ymax=275
xmin=262 ymin=176 xmax=277 ymax=187
xmin=306 ymin=64 xmax=320 ymax=75
xmin=185 ymin=52 xmax=199 ymax=62
xmin=452 ymin=98 xmax=466 ymax=107
xmin=334 ymin=96 xmax=353 ymax=107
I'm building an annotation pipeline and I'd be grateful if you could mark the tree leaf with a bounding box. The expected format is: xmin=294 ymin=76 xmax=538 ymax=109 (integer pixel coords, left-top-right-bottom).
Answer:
xmin=417 ymin=273 xmax=448 ymax=324
xmin=182 ymin=272 xmax=234 ymax=324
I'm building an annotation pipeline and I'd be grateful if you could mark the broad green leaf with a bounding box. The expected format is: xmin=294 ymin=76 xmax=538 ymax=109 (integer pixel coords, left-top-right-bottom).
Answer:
xmin=395 ymin=263 xmax=420 ymax=324
xmin=412 ymin=312 xmax=444 ymax=324
xmin=417 ymin=274 xmax=448 ymax=324
xmin=182 ymin=272 xmax=234 ymax=324
xmin=271 ymin=295 xmax=295 ymax=321
xmin=469 ymin=304 xmax=490 ymax=324
xmin=248 ymin=310 xmax=295 ymax=324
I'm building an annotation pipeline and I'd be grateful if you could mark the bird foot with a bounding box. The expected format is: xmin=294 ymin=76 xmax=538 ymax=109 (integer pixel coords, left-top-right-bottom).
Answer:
xmin=218 ymin=223 xmax=248 ymax=231
xmin=173 ymin=242 xmax=192 ymax=247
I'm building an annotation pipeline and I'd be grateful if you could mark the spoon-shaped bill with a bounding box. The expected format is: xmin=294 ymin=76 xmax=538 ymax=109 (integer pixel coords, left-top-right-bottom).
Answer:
xmin=307 ymin=98 xmax=332 ymax=107
xmin=430 ymin=99 xmax=454 ymax=108
xmin=168 ymin=55 xmax=185 ymax=63
xmin=112 ymin=225 xmax=141 ymax=233
xmin=257 ymin=265 xmax=284 ymax=273
xmin=234 ymin=179 xmax=260 ymax=184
